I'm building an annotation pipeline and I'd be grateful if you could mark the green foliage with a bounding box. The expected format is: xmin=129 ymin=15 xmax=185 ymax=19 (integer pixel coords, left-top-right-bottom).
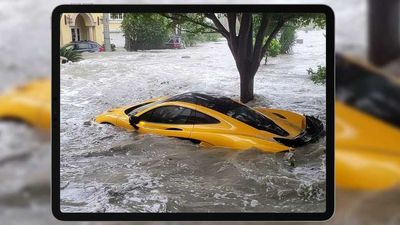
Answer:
xmin=253 ymin=13 xmax=326 ymax=35
xmin=267 ymin=39 xmax=281 ymax=57
xmin=60 ymin=46 xmax=82 ymax=63
xmin=182 ymin=32 xmax=221 ymax=47
xmin=165 ymin=13 xmax=217 ymax=33
xmin=122 ymin=14 xmax=171 ymax=51
xmin=164 ymin=13 xmax=222 ymax=47
xmin=264 ymin=39 xmax=281 ymax=64
xmin=279 ymin=26 xmax=296 ymax=54
xmin=308 ymin=65 xmax=326 ymax=84
xmin=282 ymin=13 xmax=326 ymax=29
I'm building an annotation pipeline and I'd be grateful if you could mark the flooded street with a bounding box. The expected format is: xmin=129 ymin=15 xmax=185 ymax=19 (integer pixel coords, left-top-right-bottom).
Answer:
xmin=60 ymin=30 xmax=327 ymax=213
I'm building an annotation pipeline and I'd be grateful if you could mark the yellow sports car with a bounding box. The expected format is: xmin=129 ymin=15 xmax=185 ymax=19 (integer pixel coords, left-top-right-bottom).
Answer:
xmin=335 ymin=55 xmax=400 ymax=190
xmin=95 ymin=92 xmax=325 ymax=153
xmin=0 ymin=78 xmax=50 ymax=129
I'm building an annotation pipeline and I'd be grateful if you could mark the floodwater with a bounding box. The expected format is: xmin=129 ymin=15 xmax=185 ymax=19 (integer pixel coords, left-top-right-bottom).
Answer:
xmin=60 ymin=30 xmax=327 ymax=213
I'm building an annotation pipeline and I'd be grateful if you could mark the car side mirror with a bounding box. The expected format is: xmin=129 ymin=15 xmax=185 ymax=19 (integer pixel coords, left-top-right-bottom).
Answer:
xmin=129 ymin=116 xmax=140 ymax=129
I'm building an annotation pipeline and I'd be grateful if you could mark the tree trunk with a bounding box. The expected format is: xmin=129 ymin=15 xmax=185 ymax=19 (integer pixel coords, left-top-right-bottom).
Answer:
xmin=368 ymin=0 xmax=400 ymax=66
xmin=240 ymin=73 xmax=255 ymax=103
xmin=207 ymin=13 xmax=284 ymax=103
xmin=264 ymin=55 xmax=268 ymax=65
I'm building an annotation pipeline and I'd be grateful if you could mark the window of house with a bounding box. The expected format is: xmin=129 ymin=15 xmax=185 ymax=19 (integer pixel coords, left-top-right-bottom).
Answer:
xmin=110 ymin=13 xmax=123 ymax=20
xmin=71 ymin=28 xmax=80 ymax=42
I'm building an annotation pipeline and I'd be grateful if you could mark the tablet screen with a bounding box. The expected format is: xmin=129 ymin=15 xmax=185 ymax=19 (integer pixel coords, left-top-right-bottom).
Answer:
xmin=52 ymin=5 xmax=334 ymax=221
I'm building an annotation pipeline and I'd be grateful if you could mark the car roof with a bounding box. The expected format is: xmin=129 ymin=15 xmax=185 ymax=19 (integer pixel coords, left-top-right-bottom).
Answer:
xmin=166 ymin=92 xmax=243 ymax=114
xmin=71 ymin=40 xmax=99 ymax=44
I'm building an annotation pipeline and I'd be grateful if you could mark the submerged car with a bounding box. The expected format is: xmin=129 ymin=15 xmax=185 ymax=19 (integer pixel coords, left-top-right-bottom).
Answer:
xmin=95 ymin=93 xmax=324 ymax=153
xmin=0 ymin=78 xmax=50 ymax=129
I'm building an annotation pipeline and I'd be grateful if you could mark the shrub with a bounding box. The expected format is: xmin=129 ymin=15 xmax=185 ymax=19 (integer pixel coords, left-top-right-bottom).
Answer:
xmin=264 ymin=39 xmax=281 ymax=64
xmin=60 ymin=46 xmax=82 ymax=63
xmin=122 ymin=14 xmax=170 ymax=51
xmin=308 ymin=65 xmax=326 ymax=84
xmin=279 ymin=26 xmax=296 ymax=54
xmin=268 ymin=39 xmax=281 ymax=57
xmin=182 ymin=32 xmax=221 ymax=47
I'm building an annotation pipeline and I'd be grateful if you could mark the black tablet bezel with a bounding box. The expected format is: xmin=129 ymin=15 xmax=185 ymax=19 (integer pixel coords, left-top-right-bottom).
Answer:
xmin=52 ymin=4 xmax=335 ymax=221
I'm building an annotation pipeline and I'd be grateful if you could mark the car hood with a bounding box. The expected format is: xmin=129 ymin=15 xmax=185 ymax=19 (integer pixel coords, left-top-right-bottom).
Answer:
xmin=2 ymin=78 xmax=51 ymax=104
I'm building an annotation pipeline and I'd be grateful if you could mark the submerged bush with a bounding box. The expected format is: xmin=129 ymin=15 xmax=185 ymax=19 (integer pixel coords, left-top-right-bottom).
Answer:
xmin=60 ymin=46 xmax=82 ymax=63
xmin=268 ymin=39 xmax=281 ymax=57
xmin=264 ymin=39 xmax=281 ymax=64
xmin=308 ymin=65 xmax=326 ymax=84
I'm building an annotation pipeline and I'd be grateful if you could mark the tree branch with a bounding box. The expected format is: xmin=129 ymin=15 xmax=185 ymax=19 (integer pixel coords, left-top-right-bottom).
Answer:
xmin=261 ymin=19 xmax=286 ymax=58
xmin=253 ymin=14 xmax=270 ymax=61
xmin=160 ymin=13 xmax=222 ymax=35
xmin=227 ymin=13 xmax=237 ymax=38
xmin=237 ymin=13 xmax=251 ymax=39
xmin=204 ymin=13 xmax=230 ymax=38
xmin=182 ymin=29 xmax=219 ymax=34
xmin=236 ymin=13 xmax=252 ymax=62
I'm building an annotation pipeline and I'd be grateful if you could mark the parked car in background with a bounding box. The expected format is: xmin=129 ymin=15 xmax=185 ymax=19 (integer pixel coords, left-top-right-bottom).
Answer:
xmin=165 ymin=36 xmax=185 ymax=49
xmin=64 ymin=40 xmax=104 ymax=53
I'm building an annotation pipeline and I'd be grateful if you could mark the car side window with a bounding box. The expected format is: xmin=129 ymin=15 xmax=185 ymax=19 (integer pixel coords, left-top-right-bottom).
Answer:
xmin=187 ymin=110 xmax=220 ymax=124
xmin=76 ymin=43 xmax=88 ymax=49
xmin=140 ymin=106 xmax=191 ymax=124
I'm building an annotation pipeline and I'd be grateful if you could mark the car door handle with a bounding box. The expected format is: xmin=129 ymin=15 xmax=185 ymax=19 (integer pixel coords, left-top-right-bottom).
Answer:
xmin=166 ymin=128 xmax=182 ymax=131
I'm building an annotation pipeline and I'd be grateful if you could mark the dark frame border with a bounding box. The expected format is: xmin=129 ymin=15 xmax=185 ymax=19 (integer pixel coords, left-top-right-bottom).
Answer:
xmin=52 ymin=4 xmax=335 ymax=221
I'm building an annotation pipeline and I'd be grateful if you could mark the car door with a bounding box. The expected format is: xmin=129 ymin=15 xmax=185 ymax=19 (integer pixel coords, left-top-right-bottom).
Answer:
xmin=75 ymin=43 xmax=89 ymax=52
xmin=136 ymin=105 xmax=193 ymax=139
xmin=188 ymin=109 xmax=223 ymax=146
xmin=89 ymin=43 xmax=98 ymax=52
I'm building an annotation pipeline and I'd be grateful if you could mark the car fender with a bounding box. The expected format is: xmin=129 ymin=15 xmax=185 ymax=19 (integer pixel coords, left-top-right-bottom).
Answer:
xmin=254 ymin=107 xmax=306 ymax=129
xmin=190 ymin=131 xmax=290 ymax=153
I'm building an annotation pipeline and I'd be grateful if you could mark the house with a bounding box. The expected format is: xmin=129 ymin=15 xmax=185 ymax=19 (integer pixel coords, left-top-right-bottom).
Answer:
xmin=109 ymin=13 xmax=125 ymax=48
xmin=60 ymin=13 xmax=125 ymax=48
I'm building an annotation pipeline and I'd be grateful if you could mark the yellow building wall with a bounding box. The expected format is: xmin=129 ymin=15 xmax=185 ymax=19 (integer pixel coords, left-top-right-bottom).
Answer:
xmin=60 ymin=13 xmax=105 ymax=47
xmin=109 ymin=22 xmax=122 ymax=32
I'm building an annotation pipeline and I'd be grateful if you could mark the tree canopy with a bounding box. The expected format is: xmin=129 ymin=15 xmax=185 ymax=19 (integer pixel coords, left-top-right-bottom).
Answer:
xmin=122 ymin=14 xmax=171 ymax=51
